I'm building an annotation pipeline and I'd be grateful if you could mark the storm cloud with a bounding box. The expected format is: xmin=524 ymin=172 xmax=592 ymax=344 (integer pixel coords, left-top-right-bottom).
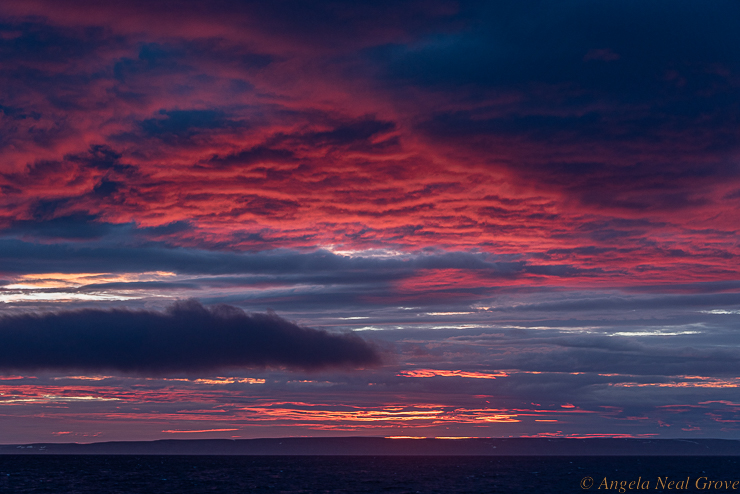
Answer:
xmin=0 ymin=300 xmax=380 ymax=373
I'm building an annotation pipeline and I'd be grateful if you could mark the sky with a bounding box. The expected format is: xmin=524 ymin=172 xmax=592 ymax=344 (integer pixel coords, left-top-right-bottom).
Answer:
xmin=1 ymin=0 xmax=740 ymax=443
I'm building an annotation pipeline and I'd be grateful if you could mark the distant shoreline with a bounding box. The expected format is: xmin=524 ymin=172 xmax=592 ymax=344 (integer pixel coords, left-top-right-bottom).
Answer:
xmin=2 ymin=437 xmax=740 ymax=456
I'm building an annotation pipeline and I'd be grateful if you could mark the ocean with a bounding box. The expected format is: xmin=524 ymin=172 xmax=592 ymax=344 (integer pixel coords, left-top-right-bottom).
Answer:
xmin=0 ymin=455 xmax=738 ymax=493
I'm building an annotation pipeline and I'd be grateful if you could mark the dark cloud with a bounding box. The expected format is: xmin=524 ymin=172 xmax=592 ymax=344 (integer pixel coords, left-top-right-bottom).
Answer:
xmin=2 ymin=146 xmax=139 ymax=209
xmin=0 ymin=237 xmax=576 ymax=279
xmin=372 ymin=1 xmax=740 ymax=91
xmin=206 ymin=146 xmax=296 ymax=169
xmin=4 ymin=213 xmax=114 ymax=240
xmin=1 ymin=217 xmax=193 ymax=243
xmin=505 ymin=340 xmax=740 ymax=377
xmin=384 ymin=321 xmax=740 ymax=380
xmin=259 ymin=116 xmax=397 ymax=152
xmin=0 ymin=21 xmax=110 ymax=64
xmin=112 ymin=43 xmax=191 ymax=82
xmin=420 ymin=110 xmax=737 ymax=210
xmin=0 ymin=104 xmax=41 ymax=121
xmin=68 ymin=145 xmax=136 ymax=174
xmin=0 ymin=300 xmax=380 ymax=374
xmin=300 ymin=118 xmax=395 ymax=146
xmin=140 ymin=109 xmax=248 ymax=138
xmin=624 ymin=280 xmax=740 ymax=294
xmin=373 ymin=1 xmax=740 ymax=211
xmin=112 ymin=40 xmax=272 ymax=85
xmin=500 ymin=292 xmax=740 ymax=313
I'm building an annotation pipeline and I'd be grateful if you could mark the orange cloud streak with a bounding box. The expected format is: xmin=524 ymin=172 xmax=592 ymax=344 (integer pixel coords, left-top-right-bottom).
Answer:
xmin=397 ymin=369 xmax=508 ymax=379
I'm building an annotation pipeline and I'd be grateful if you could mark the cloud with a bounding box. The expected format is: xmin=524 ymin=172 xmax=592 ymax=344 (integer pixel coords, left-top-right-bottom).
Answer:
xmin=499 ymin=292 xmax=740 ymax=313
xmin=0 ymin=300 xmax=381 ymax=373
xmin=1 ymin=0 xmax=740 ymax=440
xmin=1 ymin=1 xmax=738 ymax=276
xmin=0 ymin=238 xmax=522 ymax=276
xmin=4 ymin=213 xmax=115 ymax=240
xmin=297 ymin=117 xmax=395 ymax=147
xmin=139 ymin=109 xmax=248 ymax=139
xmin=205 ymin=146 xmax=295 ymax=169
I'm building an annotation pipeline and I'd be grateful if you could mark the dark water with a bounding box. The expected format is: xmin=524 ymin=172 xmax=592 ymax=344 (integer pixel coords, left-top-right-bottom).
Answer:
xmin=0 ymin=456 xmax=738 ymax=493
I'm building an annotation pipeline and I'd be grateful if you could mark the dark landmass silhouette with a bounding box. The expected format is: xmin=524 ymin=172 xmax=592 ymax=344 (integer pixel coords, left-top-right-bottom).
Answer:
xmin=2 ymin=437 xmax=740 ymax=455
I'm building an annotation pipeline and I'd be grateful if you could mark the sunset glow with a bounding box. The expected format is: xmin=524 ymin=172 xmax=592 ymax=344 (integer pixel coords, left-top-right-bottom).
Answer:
xmin=1 ymin=0 xmax=740 ymax=443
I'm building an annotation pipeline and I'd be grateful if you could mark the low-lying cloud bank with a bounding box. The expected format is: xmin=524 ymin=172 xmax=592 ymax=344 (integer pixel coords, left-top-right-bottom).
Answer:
xmin=0 ymin=300 xmax=381 ymax=373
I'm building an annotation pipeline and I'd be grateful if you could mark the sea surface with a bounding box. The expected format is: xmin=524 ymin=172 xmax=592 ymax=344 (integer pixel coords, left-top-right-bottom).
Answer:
xmin=0 ymin=455 xmax=738 ymax=493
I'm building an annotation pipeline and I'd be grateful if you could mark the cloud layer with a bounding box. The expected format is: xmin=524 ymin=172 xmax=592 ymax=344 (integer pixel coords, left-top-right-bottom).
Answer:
xmin=0 ymin=0 xmax=738 ymax=277
xmin=1 ymin=0 xmax=740 ymax=441
xmin=0 ymin=300 xmax=380 ymax=373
